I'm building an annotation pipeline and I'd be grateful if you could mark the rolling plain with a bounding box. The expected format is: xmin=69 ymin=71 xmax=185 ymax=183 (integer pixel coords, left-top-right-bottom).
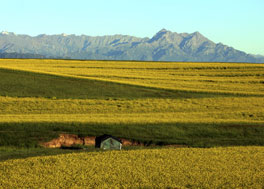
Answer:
xmin=0 ymin=59 xmax=264 ymax=188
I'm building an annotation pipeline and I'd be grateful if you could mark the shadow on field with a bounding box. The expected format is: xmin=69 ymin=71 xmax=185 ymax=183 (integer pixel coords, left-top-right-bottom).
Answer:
xmin=1 ymin=122 xmax=264 ymax=148
xmin=0 ymin=68 xmax=241 ymax=99
xmin=1 ymin=122 xmax=264 ymax=161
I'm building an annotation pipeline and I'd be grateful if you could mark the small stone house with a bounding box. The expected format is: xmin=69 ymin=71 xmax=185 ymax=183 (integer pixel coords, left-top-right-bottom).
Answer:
xmin=95 ymin=134 xmax=122 ymax=150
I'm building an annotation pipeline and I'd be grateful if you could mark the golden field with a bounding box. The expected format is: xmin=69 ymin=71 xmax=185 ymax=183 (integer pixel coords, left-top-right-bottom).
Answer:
xmin=0 ymin=96 xmax=263 ymax=124
xmin=0 ymin=59 xmax=263 ymax=124
xmin=0 ymin=59 xmax=264 ymax=188
xmin=0 ymin=59 xmax=264 ymax=95
xmin=1 ymin=147 xmax=264 ymax=188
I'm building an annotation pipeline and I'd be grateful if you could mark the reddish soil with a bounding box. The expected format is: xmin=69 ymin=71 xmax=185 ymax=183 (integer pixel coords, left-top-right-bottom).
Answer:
xmin=41 ymin=133 xmax=142 ymax=148
xmin=41 ymin=134 xmax=95 ymax=148
xmin=121 ymin=139 xmax=144 ymax=146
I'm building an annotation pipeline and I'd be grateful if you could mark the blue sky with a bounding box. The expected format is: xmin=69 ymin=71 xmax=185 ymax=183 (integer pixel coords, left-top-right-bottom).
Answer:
xmin=1 ymin=0 xmax=263 ymax=55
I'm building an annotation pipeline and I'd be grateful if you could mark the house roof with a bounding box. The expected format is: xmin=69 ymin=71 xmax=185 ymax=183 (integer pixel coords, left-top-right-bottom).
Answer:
xmin=95 ymin=134 xmax=122 ymax=147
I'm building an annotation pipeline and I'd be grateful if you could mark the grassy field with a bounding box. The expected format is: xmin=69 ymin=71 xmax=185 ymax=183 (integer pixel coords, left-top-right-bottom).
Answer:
xmin=0 ymin=59 xmax=263 ymax=159
xmin=0 ymin=59 xmax=263 ymax=95
xmin=0 ymin=59 xmax=264 ymax=187
xmin=1 ymin=147 xmax=264 ymax=188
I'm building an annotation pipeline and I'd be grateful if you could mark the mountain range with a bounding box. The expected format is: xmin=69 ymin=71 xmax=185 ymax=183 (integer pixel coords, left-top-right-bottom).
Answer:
xmin=0 ymin=29 xmax=263 ymax=63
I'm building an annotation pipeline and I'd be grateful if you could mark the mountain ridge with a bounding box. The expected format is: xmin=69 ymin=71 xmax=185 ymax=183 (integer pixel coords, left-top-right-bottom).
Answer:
xmin=0 ymin=29 xmax=263 ymax=63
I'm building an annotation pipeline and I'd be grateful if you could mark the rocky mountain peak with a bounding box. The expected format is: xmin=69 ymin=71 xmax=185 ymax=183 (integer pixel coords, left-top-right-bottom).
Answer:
xmin=178 ymin=31 xmax=212 ymax=52
xmin=191 ymin=31 xmax=208 ymax=41
xmin=149 ymin=29 xmax=175 ymax=43
xmin=192 ymin=31 xmax=202 ymax=36
xmin=158 ymin=28 xmax=171 ymax=34
xmin=61 ymin=33 xmax=68 ymax=37
xmin=0 ymin=29 xmax=263 ymax=63
xmin=0 ymin=31 xmax=16 ymax=36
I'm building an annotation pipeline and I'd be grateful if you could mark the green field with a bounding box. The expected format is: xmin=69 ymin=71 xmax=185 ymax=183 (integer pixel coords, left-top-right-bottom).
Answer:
xmin=0 ymin=59 xmax=263 ymax=160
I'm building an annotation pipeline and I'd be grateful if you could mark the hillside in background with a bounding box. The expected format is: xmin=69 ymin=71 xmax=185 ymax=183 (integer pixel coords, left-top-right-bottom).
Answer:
xmin=0 ymin=30 xmax=263 ymax=62
xmin=0 ymin=52 xmax=46 ymax=59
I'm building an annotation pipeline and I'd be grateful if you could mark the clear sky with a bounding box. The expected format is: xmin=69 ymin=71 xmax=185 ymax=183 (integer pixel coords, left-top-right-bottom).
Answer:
xmin=1 ymin=0 xmax=263 ymax=55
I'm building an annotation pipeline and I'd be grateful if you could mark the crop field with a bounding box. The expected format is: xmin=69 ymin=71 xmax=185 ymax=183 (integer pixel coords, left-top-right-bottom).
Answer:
xmin=1 ymin=147 xmax=264 ymax=188
xmin=1 ymin=59 xmax=264 ymax=95
xmin=0 ymin=59 xmax=263 ymax=148
xmin=0 ymin=59 xmax=263 ymax=187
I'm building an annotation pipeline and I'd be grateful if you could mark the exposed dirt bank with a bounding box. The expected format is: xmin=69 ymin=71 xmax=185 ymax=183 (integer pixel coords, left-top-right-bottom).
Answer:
xmin=41 ymin=133 xmax=142 ymax=148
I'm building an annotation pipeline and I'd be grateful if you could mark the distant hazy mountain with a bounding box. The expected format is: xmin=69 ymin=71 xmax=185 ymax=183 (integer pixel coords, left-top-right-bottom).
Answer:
xmin=0 ymin=52 xmax=46 ymax=59
xmin=0 ymin=30 xmax=263 ymax=63
xmin=250 ymin=54 xmax=264 ymax=59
